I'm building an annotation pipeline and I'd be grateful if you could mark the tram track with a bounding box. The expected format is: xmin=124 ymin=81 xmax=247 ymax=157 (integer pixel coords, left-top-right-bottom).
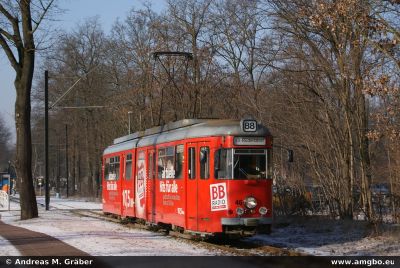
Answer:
xmin=8 ymin=197 xmax=302 ymax=256
xmin=72 ymin=209 xmax=303 ymax=256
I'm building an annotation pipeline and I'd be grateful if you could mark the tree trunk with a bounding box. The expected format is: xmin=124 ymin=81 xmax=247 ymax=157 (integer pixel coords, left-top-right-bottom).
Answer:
xmin=359 ymin=96 xmax=373 ymax=220
xmin=14 ymin=0 xmax=38 ymax=219
xmin=15 ymin=77 xmax=38 ymax=220
xmin=345 ymin=110 xmax=354 ymax=219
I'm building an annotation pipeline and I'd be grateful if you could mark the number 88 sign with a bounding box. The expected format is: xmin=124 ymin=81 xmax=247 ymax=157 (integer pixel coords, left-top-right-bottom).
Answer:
xmin=241 ymin=119 xmax=257 ymax=132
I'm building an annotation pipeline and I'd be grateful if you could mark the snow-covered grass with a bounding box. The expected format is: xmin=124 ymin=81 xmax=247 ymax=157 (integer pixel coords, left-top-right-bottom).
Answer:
xmin=0 ymin=198 xmax=219 ymax=256
xmin=2 ymin=198 xmax=400 ymax=256
xmin=247 ymin=216 xmax=400 ymax=256
xmin=0 ymin=237 xmax=20 ymax=256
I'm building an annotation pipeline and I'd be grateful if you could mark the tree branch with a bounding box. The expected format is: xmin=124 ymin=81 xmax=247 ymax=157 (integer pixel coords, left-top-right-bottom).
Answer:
xmin=0 ymin=33 xmax=19 ymax=71
xmin=32 ymin=0 xmax=55 ymax=33
xmin=0 ymin=2 xmax=24 ymax=61
xmin=0 ymin=3 xmax=17 ymax=22
xmin=0 ymin=28 xmax=14 ymax=42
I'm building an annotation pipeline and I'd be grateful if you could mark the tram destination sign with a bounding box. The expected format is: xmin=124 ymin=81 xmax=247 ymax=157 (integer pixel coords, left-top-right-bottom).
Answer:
xmin=234 ymin=137 xmax=266 ymax=146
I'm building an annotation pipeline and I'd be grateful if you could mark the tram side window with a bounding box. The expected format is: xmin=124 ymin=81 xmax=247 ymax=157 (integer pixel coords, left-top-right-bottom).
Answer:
xmin=158 ymin=149 xmax=164 ymax=179
xmin=105 ymin=156 xmax=120 ymax=180
xmin=188 ymin=147 xmax=196 ymax=179
xmin=125 ymin=154 xmax=132 ymax=180
xmin=175 ymin=145 xmax=184 ymax=179
xmin=200 ymin=147 xmax=210 ymax=179
xmin=158 ymin=147 xmax=175 ymax=179
xmin=114 ymin=157 xmax=120 ymax=179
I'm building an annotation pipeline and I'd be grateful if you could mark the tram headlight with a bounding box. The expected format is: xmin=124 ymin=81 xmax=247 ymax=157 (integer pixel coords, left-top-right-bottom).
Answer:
xmin=244 ymin=197 xmax=257 ymax=209
xmin=259 ymin=206 xmax=268 ymax=215
xmin=236 ymin=207 xmax=244 ymax=216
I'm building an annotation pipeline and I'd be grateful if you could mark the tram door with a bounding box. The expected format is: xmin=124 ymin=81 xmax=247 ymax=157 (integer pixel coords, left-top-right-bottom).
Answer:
xmin=135 ymin=150 xmax=147 ymax=219
xmin=186 ymin=141 xmax=212 ymax=232
xmin=147 ymin=149 xmax=156 ymax=223
xmin=121 ymin=152 xmax=135 ymax=218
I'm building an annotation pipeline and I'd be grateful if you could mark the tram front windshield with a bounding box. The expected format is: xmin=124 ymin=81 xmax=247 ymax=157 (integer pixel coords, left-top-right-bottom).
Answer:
xmin=215 ymin=149 xmax=270 ymax=179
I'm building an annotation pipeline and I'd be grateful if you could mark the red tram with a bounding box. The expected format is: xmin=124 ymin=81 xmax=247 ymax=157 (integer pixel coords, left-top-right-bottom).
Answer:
xmin=102 ymin=119 xmax=273 ymax=236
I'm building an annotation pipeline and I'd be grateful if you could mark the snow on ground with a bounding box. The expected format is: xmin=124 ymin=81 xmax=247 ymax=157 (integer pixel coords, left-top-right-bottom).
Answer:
xmin=2 ymin=197 xmax=400 ymax=256
xmin=0 ymin=197 xmax=220 ymax=256
xmin=0 ymin=237 xmax=20 ymax=256
xmin=247 ymin=216 xmax=400 ymax=256
xmin=1 ymin=199 xmax=27 ymax=256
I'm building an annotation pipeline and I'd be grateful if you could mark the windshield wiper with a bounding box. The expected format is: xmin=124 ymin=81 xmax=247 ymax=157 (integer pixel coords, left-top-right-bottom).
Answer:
xmin=234 ymin=158 xmax=239 ymax=169
xmin=239 ymin=168 xmax=249 ymax=178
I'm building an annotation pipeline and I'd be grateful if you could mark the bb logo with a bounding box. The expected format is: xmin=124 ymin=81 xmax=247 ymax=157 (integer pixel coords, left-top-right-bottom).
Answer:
xmin=210 ymin=183 xmax=228 ymax=211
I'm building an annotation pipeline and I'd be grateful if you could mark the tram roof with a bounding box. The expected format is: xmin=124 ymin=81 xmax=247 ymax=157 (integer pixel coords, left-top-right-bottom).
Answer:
xmin=103 ymin=119 xmax=271 ymax=155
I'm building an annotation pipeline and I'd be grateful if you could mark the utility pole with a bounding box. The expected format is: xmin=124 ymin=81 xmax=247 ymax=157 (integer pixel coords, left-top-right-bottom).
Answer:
xmin=45 ymin=70 xmax=50 ymax=210
xmin=57 ymin=136 xmax=60 ymax=195
xmin=66 ymin=124 xmax=69 ymax=197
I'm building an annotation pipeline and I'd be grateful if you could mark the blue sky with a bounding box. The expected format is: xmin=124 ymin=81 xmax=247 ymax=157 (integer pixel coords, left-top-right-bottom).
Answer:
xmin=0 ymin=0 xmax=165 ymax=143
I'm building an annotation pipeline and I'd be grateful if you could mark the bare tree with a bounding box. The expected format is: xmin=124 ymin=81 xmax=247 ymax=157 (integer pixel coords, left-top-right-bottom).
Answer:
xmin=110 ymin=5 xmax=160 ymax=127
xmin=166 ymin=0 xmax=213 ymax=118
xmin=266 ymin=0 xmax=379 ymax=219
xmin=363 ymin=1 xmax=400 ymax=222
xmin=210 ymin=0 xmax=274 ymax=119
xmin=0 ymin=0 xmax=55 ymax=219
xmin=47 ymin=17 xmax=108 ymax=197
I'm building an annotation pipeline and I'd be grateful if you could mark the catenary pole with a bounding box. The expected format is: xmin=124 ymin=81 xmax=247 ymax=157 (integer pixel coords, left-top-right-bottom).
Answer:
xmin=45 ymin=70 xmax=50 ymax=210
xmin=66 ymin=124 xmax=69 ymax=197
